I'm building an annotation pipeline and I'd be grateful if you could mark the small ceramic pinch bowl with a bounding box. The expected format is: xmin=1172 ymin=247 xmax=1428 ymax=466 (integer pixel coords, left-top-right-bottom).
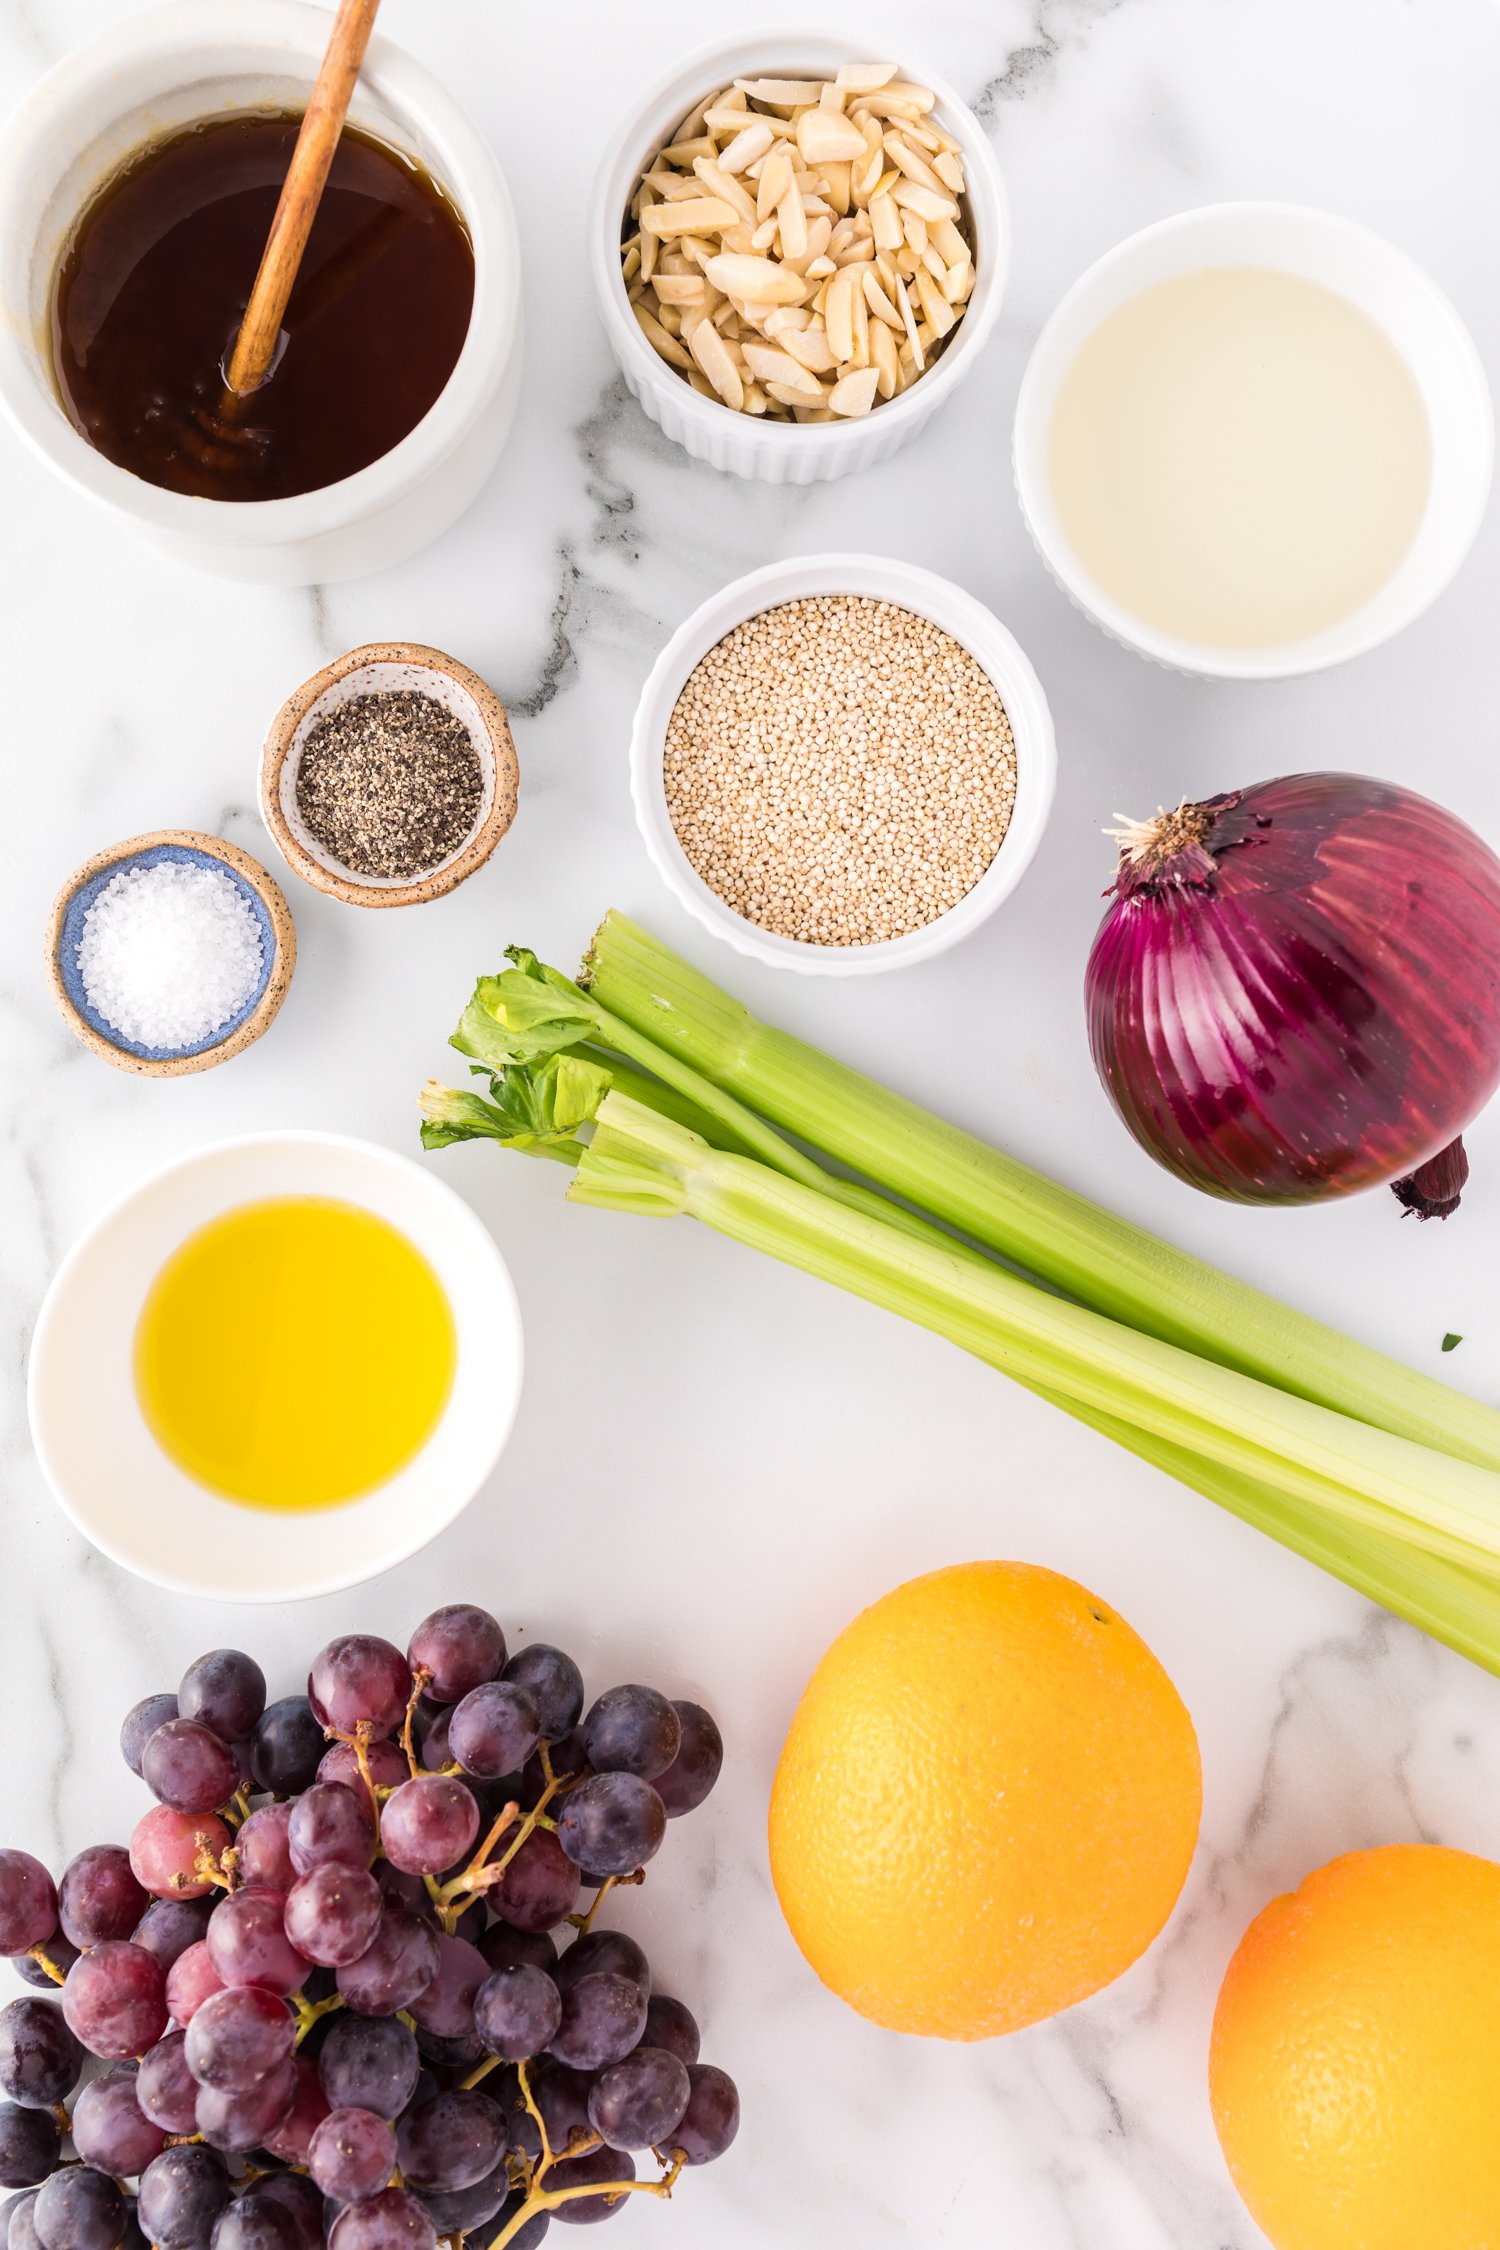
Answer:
xmin=630 ymin=552 xmax=1056 ymax=976
xmin=27 ymin=1130 xmax=524 ymax=1602
xmin=47 ymin=829 xmax=295 ymax=1076
xmin=261 ymin=642 xmax=519 ymax=908
xmin=590 ymin=32 xmax=1010 ymax=483
xmin=1013 ymin=202 xmax=1494 ymax=679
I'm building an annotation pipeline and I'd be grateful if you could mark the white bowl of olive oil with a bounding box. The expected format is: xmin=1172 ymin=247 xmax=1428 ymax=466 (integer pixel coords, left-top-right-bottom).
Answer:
xmin=1013 ymin=203 xmax=1492 ymax=678
xmin=27 ymin=1132 xmax=523 ymax=1602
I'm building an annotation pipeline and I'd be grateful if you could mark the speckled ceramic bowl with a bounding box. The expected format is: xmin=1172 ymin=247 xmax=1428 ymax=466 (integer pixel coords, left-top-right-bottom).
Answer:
xmin=47 ymin=830 xmax=295 ymax=1074
xmin=260 ymin=642 xmax=519 ymax=907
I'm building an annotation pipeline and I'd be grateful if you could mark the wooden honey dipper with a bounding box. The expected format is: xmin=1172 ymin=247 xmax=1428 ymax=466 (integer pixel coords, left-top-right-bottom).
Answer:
xmin=225 ymin=0 xmax=382 ymax=401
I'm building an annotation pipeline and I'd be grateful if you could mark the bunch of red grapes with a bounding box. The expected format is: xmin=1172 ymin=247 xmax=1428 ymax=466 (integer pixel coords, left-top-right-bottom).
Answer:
xmin=0 ymin=1609 xmax=734 ymax=2250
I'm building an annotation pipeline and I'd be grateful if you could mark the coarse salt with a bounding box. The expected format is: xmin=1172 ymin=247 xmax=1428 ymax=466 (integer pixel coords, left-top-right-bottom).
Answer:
xmin=76 ymin=860 xmax=265 ymax=1051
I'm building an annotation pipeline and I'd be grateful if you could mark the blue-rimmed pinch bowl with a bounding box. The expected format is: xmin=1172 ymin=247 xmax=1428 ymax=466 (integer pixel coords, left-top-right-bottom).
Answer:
xmin=47 ymin=829 xmax=296 ymax=1074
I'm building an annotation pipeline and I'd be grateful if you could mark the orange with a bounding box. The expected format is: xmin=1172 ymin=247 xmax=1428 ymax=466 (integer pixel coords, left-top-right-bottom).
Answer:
xmin=1210 ymin=1844 xmax=1500 ymax=2250
xmin=767 ymin=1560 xmax=1201 ymax=2039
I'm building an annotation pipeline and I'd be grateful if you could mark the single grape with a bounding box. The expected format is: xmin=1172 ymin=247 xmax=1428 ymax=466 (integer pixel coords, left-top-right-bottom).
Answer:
xmin=554 ymin=1776 xmax=665 ymax=1880
xmin=136 ymin=2033 xmax=198 ymax=2134
xmin=502 ymin=1648 xmax=583 ymax=1744
xmin=233 ymin=1807 xmax=294 ymax=1895
xmin=406 ymin=1609 xmax=506 ymax=1705
xmin=283 ymin=1867 xmax=382 ymax=1970
xmin=0 ymin=2107 xmax=59 ymax=2191
xmin=132 ymin=1897 xmax=212 ymax=1971
xmin=237 ymin=2173 xmax=324 ymax=2250
xmin=63 ymin=1942 xmax=167 ymax=2061
xmin=547 ymin=1972 xmax=645 ymax=2074
xmin=2 ymin=2191 xmax=39 ymax=2250
xmin=141 ymin=1724 xmax=239 ymax=1819
xmin=58 ymin=1849 xmax=149 ymax=1953
xmin=309 ymin=2108 xmax=397 ymax=2204
xmin=326 ymin=2187 xmax=435 ymax=2250
xmin=317 ymin=2015 xmax=418 ymax=2120
xmin=405 ymin=1937 xmax=487 ymax=2041
xmin=195 ymin=2065 xmax=296 ymax=2155
xmin=448 ymin=1686 xmax=539 ymax=1783
xmin=205 ymin=1891 xmax=309 ymax=1998
xmin=31 ymin=2166 xmax=124 ymax=2250
xmin=417 ymin=2166 xmax=509 ymax=2238
xmin=129 ymin=1808 xmax=229 ymax=1903
xmin=120 ymin=1697 xmax=179 ymax=1780
xmin=579 ymin=1688 xmax=680 ymax=1783
xmin=378 ymin=1781 xmax=478 ymax=1879
xmin=334 ymin=1911 xmax=438 ymax=2018
xmin=164 ymin=1943 xmax=224 ymax=2027
xmin=184 ymin=1984 xmax=294 ymax=2092
xmin=669 ymin=2064 xmax=739 ymax=2165
xmin=0 ymin=1999 xmax=83 ymax=2109
xmin=70 ymin=2067 xmax=165 ymax=2175
xmin=477 ymin=2195 xmax=548 ymax=2250
xmin=261 ymin=2056 xmax=330 ymax=2167
xmin=207 ymin=2200 xmax=302 ymax=2250
xmin=395 ymin=2090 xmax=506 ymax=2194
xmin=552 ymin=1934 xmax=648 ymax=2001
xmin=652 ymin=1704 xmax=723 ymax=1819
xmin=138 ymin=2146 xmax=230 ymax=2250
xmin=249 ymin=1701 xmax=325 ymax=1798
xmin=544 ymin=2146 xmax=635 ymax=2227
xmin=640 ymin=1995 xmax=698 ymax=2068
xmin=479 ymin=1924 xmax=557 ymax=1977
xmin=178 ymin=1653 xmax=266 ymax=1745
xmin=473 ymin=1966 xmax=561 ymax=2062
xmin=491 ymin=1832 xmax=579 ymax=1935
xmin=317 ymin=1742 xmax=409 ymax=1810
xmin=308 ymin=1641 xmax=412 ymax=1740
xmin=287 ymin=1787 xmax=375 ymax=1880
xmin=0 ymin=1860 xmax=57 ymax=1961
xmin=587 ymin=2047 xmax=689 ymax=2152
xmin=11 ymin=1941 xmax=78 ymax=1995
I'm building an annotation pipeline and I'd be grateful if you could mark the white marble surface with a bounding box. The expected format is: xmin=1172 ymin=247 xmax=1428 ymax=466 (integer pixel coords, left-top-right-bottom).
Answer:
xmin=5 ymin=2 xmax=1500 ymax=2244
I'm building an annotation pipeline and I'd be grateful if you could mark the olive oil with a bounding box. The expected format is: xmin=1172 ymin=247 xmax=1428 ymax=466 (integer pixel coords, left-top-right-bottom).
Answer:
xmin=1048 ymin=267 xmax=1432 ymax=648
xmin=134 ymin=1196 xmax=455 ymax=1511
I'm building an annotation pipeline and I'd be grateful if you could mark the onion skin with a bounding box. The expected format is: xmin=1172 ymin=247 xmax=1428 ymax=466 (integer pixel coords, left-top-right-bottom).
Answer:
xmin=1085 ymin=773 xmax=1500 ymax=1206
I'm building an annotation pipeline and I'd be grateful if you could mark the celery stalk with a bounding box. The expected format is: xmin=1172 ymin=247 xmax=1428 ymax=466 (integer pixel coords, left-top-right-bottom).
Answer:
xmin=571 ymin=1097 xmax=1500 ymax=1584
xmin=584 ymin=912 xmax=1500 ymax=1474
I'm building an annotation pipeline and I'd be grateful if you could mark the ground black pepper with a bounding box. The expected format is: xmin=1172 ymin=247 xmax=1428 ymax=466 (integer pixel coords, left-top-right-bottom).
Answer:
xmin=295 ymin=691 xmax=485 ymax=880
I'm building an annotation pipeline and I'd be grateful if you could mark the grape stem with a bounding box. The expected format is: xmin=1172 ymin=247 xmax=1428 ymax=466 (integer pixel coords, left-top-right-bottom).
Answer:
xmin=431 ymin=1769 xmax=573 ymax=1932
xmin=292 ymin=1989 xmax=345 ymax=2046
xmin=190 ymin=1840 xmax=237 ymax=1894
xmin=401 ymin=1671 xmax=432 ymax=1777
xmin=220 ymin=1784 xmax=252 ymax=1831
xmin=26 ymin=1946 xmax=67 ymax=1986
xmin=458 ymin=2054 xmax=502 ymax=2092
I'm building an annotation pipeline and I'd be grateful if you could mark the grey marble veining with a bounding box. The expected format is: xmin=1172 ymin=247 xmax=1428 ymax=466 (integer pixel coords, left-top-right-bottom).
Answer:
xmin=4 ymin=3 xmax=1500 ymax=2245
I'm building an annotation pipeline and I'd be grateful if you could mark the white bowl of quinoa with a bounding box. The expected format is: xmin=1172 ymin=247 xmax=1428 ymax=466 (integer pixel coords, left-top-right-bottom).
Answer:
xmin=629 ymin=553 xmax=1056 ymax=976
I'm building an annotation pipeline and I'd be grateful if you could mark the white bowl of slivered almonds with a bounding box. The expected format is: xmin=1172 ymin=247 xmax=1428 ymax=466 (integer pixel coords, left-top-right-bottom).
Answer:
xmin=630 ymin=554 xmax=1056 ymax=976
xmin=589 ymin=36 xmax=1009 ymax=482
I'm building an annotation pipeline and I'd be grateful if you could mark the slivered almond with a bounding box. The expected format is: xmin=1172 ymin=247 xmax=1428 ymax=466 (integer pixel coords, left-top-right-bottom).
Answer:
xmin=756 ymin=144 xmax=794 ymax=223
xmin=736 ymin=77 xmax=826 ymax=104
xmin=870 ymin=317 xmax=900 ymax=398
xmin=930 ymin=216 xmax=968 ymax=267
xmin=633 ymin=303 xmax=692 ymax=370
xmin=652 ymin=273 xmax=706 ymax=305
xmin=742 ymin=343 xmax=825 ymax=397
xmin=704 ymin=104 xmax=758 ymax=135
xmin=870 ymin=191 xmax=905 ymax=253
xmin=659 ymin=136 xmax=719 ymax=167
xmin=818 ymin=81 xmax=844 ymax=112
xmin=806 ymin=255 xmax=837 ymax=279
xmin=892 ymin=179 xmax=958 ymax=223
xmin=776 ymin=320 xmax=838 ymax=373
xmin=829 ymin=366 xmax=879 ymax=416
xmin=767 ymin=379 xmax=828 ymax=408
xmin=835 ymin=61 xmax=898 ymax=92
xmin=777 ymin=185 xmax=808 ymax=262
xmin=703 ymin=252 xmax=810 ymax=305
xmin=642 ymin=198 xmax=740 ymax=237
xmin=861 ymin=267 xmax=905 ymax=329
xmin=718 ymin=119 xmax=775 ymax=173
xmin=819 ymin=159 xmax=852 ymax=216
xmin=893 ymin=274 xmax=925 ymax=369
xmin=902 ymin=209 xmax=930 ymax=257
xmin=751 ymin=217 xmax=778 ymax=253
xmin=934 ymin=150 xmax=966 ymax=193
xmin=694 ymin=159 xmax=759 ymax=224
xmin=883 ymin=134 xmax=945 ymax=193
xmin=689 ymin=317 xmax=744 ymax=408
xmin=913 ymin=266 xmax=956 ymax=337
xmin=850 ymin=274 xmax=870 ymax=367
xmin=796 ymin=108 xmax=868 ymax=164
xmin=824 ymin=266 xmax=857 ymax=362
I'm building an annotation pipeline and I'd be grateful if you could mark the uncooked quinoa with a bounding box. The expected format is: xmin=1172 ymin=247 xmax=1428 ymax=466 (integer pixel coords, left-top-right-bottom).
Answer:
xmin=663 ymin=595 xmax=1017 ymax=946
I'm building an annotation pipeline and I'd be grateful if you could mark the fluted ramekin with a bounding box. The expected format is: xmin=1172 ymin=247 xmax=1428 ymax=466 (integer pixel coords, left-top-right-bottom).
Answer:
xmin=589 ymin=33 xmax=1009 ymax=484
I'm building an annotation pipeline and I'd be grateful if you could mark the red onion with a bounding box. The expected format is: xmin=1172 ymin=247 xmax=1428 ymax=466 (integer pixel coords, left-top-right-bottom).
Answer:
xmin=1085 ymin=772 xmax=1500 ymax=1213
